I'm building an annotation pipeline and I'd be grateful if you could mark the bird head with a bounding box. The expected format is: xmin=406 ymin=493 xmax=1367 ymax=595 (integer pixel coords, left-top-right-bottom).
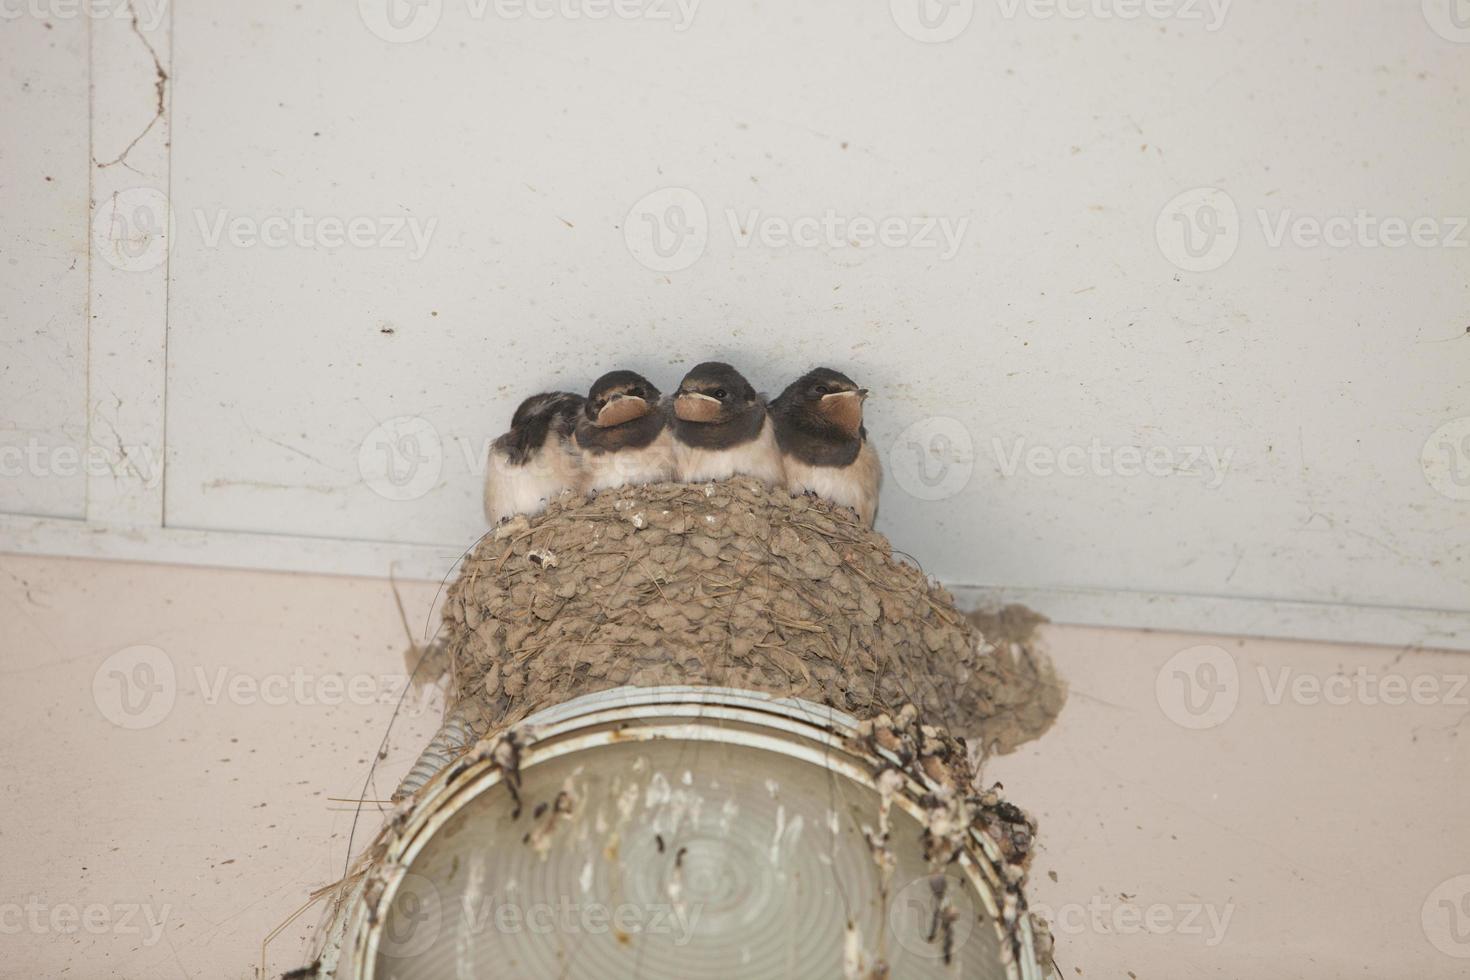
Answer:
xmin=585 ymin=370 xmax=661 ymax=428
xmin=672 ymin=361 xmax=760 ymax=426
xmin=778 ymin=367 xmax=868 ymax=438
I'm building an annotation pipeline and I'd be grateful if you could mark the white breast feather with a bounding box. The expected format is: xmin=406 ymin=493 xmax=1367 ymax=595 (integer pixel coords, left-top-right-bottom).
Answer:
xmin=675 ymin=417 xmax=786 ymax=486
xmin=583 ymin=428 xmax=676 ymax=492
xmin=783 ymin=439 xmax=881 ymax=526
xmin=483 ymin=436 xmax=584 ymax=525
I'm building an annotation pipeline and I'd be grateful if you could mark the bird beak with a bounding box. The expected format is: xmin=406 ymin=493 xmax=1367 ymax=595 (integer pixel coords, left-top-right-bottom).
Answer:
xmin=819 ymin=390 xmax=864 ymax=436
xmin=593 ymin=394 xmax=650 ymax=428
xmin=674 ymin=392 xmax=722 ymax=423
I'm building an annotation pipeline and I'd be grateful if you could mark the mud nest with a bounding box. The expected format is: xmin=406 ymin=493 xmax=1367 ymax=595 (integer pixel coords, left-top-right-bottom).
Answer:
xmin=437 ymin=478 xmax=1064 ymax=761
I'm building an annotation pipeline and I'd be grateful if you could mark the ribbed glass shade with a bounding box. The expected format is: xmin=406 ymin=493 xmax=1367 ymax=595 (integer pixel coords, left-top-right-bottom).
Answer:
xmin=366 ymin=713 xmax=1012 ymax=979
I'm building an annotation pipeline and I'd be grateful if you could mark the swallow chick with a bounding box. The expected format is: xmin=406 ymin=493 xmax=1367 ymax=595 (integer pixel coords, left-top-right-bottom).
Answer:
xmin=574 ymin=370 xmax=675 ymax=492
xmin=669 ymin=361 xmax=786 ymax=486
xmin=770 ymin=367 xmax=881 ymax=526
xmin=483 ymin=391 xmax=585 ymax=525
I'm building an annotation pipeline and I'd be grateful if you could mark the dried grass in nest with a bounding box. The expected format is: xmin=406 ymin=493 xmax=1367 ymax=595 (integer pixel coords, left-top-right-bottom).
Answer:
xmin=289 ymin=490 xmax=1068 ymax=976
xmin=439 ymin=478 xmax=1066 ymax=761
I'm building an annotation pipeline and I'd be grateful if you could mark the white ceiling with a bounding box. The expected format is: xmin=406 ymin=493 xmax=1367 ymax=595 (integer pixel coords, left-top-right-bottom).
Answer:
xmin=3 ymin=0 xmax=1467 ymax=646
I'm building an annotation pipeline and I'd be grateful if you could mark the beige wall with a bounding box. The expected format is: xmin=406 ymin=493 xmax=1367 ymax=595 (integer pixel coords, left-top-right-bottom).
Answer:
xmin=2 ymin=553 xmax=1466 ymax=978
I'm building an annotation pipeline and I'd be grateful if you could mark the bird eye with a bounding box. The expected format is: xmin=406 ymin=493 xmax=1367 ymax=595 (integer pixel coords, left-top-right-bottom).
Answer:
xmin=815 ymin=384 xmax=829 ymax=395
xmin=713 ymin=388 xmax=727 ymax=400
xmin=630 ymin=387 xmax=644 ymax=399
